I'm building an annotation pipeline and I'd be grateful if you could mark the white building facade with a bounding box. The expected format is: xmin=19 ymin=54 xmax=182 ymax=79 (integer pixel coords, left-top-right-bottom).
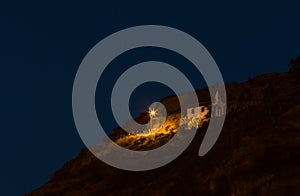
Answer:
xmin=187 ymin=106 xmax=209 ymax=120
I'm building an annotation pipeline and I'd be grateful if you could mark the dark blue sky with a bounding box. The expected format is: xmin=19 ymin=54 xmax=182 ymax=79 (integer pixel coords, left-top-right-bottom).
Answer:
xmin=1 ymin=1 xmax=300 ymax=195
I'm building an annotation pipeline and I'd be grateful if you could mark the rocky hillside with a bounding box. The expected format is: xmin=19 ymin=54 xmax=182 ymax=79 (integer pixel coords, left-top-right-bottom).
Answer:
xmin=25 ymin=57 xmax=300 ymax=195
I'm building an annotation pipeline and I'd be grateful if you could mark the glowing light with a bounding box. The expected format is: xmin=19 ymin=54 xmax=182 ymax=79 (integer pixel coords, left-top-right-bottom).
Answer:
xmin=149 ymin=109 xmax=157 ymax=117
xmin=148 ymin=108 xmax=157 ymax=134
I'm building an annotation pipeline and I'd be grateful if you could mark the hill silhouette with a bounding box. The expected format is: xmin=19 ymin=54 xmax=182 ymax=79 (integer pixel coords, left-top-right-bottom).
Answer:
xmin=25 ymin=56 xmax=300 ymax=195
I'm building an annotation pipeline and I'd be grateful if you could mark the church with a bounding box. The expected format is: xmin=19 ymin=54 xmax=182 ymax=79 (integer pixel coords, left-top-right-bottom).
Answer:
xmin=211 ymin=91 xmax=226 ymax=117
xmin=186 ymin=90 xmax=226 ymax=120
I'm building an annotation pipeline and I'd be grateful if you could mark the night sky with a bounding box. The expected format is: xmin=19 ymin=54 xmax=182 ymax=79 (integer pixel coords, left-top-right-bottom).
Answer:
xmin=1 ymin=1 xmax=300 ymax=195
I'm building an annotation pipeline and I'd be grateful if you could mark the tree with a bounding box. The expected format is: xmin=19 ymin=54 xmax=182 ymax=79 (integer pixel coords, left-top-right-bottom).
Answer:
xmin=289 ymin=55 xmax=300 ymax=75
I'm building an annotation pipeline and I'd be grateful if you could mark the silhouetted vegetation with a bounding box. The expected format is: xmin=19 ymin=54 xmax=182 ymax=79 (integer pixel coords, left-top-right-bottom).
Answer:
xmin=289 ymin=54 xmax=300 ymax=79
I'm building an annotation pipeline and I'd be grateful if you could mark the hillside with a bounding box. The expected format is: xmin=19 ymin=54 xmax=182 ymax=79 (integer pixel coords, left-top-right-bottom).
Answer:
xmin=25 ymin=57 xmax=300 ymax=195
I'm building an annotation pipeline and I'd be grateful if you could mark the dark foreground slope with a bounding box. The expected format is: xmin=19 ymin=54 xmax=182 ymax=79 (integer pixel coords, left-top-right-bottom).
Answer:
xmin=25 ymin=63 xmax=300 ymax=195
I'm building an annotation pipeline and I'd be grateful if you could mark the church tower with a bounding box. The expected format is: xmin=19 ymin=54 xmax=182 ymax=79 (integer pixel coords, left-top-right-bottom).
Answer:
xmin=212 ymin=90 xmax=225 ymax=117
